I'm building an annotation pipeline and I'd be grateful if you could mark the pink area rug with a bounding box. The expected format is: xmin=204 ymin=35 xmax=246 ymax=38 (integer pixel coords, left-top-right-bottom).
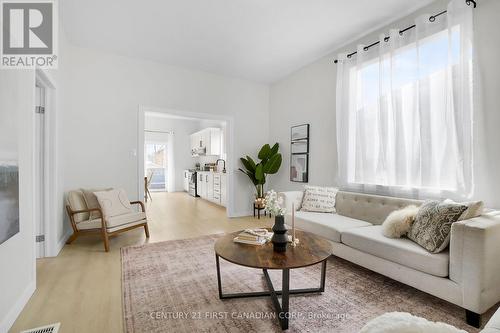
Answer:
xmin=121 ymin=234 xmax=495 ymax=332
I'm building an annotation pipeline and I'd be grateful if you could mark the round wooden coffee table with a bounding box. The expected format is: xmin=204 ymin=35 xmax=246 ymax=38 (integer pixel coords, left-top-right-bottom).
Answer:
xmin=214 ymin=229 xmax=332 ymax=330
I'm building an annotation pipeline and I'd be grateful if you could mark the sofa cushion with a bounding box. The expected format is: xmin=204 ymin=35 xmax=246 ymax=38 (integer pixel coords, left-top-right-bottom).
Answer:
xmin=407 ymin=200 xmax=467 ymax=253
xmin=336 ymin=191 xmax=422 ymax=225
xmin=292 ymin=211 xmax=372 ymax=242
xmin=300 ymin=186 xmax=338 ymax=213
xmin=342 ymin=226 xmax=449 ymax=277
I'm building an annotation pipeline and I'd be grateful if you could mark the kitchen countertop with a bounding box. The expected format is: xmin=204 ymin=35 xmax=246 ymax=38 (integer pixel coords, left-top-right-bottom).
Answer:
xmin=196 ymin=170 xmax=227 ymax=174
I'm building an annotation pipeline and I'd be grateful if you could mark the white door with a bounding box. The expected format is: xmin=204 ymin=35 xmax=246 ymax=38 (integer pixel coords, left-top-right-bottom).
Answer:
xmin=34 ymin=86 xmax=46 ymax=258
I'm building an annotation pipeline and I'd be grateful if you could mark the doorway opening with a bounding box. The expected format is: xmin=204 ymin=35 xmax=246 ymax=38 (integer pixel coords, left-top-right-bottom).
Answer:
xmin=33 ymin=69 xmax=58 ymax=258
xmin=144 ymin=141 xmax=168 ymax=193
xmin=138 ymin=106 xmax=234 ymax=217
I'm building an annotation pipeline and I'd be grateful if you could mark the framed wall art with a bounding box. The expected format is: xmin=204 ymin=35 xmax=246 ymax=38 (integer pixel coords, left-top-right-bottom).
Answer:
xmin=290 ymin=124 xmax=309 ymax=183
xmin=0 ymin=144 xmax=19 ymax=245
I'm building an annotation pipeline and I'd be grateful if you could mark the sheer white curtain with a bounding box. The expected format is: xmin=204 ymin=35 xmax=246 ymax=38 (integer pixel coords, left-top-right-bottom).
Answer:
xmin=336 ymin=0 xmax=473 ymax=199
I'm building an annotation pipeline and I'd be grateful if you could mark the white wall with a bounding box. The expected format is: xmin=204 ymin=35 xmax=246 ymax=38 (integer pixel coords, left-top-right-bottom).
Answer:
xmin=269 ymin=0 xmax=500 ymax=208
xmin=61 ymin=45 xmax=269 ymax=217
xmin=144 ymin=116 xmax=200 ymax=192
xmin=0 ymin=70 xmax=36 ymax=332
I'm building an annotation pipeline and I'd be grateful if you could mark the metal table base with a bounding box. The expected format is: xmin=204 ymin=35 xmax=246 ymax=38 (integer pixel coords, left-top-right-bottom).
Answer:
xmin=215 ymin=254 xmax=327 ymax=330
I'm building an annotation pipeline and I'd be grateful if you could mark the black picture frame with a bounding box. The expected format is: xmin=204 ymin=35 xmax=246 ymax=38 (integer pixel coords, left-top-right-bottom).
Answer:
xmin=291 ymin=124 xmax=309 ymax=141
xmin=290 ymin=153 xmax=309 ymax=182
xmin=290 ymin=124 xmax=309 ymax=183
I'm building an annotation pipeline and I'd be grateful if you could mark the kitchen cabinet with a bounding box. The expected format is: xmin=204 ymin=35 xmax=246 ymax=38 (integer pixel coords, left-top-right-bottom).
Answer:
xmin=190 ymin=133 xmax=199 ymax=153
xmin=197 ymin=172 xmax=206 ymax=198
xmin=196 ymin=171 xmax=226 ymax=207
xmin=206 ymin=172 xmax=214 ymax=202
xmin=183 ymin=170 xmax=190 ymax=192
xmin=220 ymin=173 xmax=227 ymax=207
xmin=190 ymin=128 xmax=221 ymax=156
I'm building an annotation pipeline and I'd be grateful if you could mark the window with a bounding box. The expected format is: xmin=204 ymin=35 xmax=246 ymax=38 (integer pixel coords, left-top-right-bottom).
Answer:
xmin=336 ymin=3 xmax=473 ymax=197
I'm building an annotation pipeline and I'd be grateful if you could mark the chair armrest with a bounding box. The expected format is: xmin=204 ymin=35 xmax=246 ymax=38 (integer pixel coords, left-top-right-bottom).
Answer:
xmin=130 ymin=201 xmax=145 ymax=212
xmin=278 ymin=191 xmax=304 ymax=215
xmin=67 ymin=206 xmax=103 ymax=216
xmin=66 ymin=205 xmax=107 ymax=229
xmin=450 ymin=211 xmax=500 ymax=313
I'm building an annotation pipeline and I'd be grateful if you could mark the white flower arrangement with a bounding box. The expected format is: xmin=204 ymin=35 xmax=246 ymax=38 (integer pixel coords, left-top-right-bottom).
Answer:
xmin=264 ymin=190 xmax=286 ymax=216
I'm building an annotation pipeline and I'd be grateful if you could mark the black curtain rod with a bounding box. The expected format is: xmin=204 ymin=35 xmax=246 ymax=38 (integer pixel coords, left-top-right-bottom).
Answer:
xmin=333 ymin=0 xmax=476 ymax=64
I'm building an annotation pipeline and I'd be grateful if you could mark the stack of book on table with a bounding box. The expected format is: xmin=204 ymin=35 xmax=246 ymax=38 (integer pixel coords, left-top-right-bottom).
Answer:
xmin=233 ymin=228 xmax=273 ymax=245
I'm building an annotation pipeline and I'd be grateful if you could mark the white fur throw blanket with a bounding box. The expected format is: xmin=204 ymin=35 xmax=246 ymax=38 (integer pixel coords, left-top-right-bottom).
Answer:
xmin=360 ymin=312 xmax=468 ymax=333
xmin=381 ymin=205 xmax=419 ymax=238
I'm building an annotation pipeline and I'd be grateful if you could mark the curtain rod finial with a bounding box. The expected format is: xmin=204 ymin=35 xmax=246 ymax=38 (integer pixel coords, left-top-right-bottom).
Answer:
xmin=466 ymin=0 xmax=477 ymax=8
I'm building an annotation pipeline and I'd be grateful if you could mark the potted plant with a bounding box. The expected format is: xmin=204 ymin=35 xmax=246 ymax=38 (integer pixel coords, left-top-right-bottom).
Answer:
xmin=265 ymin=190 xmax=287 ymax=252
xmin=238 ymin=143 xmax=282 ymax=200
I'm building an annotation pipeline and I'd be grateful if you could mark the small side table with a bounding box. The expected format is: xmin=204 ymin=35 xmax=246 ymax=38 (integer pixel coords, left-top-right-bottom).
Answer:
xmin=253 ymin=203 xmax=271 ymax=219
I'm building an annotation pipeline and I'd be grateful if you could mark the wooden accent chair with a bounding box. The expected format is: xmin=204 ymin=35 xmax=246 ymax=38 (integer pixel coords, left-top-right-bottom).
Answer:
xmin=65 ymin=189 xmax=149 ymax=252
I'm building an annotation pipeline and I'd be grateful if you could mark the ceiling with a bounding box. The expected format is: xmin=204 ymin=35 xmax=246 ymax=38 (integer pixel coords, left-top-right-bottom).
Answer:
xmin=61 ymin=0 xmax=435 ymax=83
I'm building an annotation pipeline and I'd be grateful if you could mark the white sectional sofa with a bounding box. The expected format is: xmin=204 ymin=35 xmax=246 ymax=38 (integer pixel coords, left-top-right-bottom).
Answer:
xmin=280 ymin=190 xmax=500 ymax=328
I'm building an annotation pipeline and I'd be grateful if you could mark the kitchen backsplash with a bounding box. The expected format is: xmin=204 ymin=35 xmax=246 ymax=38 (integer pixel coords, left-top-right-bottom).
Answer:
xmin=198 ymin=155 xmax=219 ymax=165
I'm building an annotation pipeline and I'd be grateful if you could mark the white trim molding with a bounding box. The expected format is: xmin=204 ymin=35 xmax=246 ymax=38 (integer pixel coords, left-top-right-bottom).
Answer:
xmin=137 ymin=105 xmax=237 ymax=217
xmin=0 ymin=279 xmax=36 ymax=333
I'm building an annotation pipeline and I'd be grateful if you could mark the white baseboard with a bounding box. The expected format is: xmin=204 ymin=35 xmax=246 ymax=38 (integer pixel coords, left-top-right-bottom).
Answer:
xmin=50 ymin=229 xmax=72 ymax=257
xmin=0 ymin=279 xmax=36 ymax=333
xmin=229 ymin=210 xmax=254 ymax=218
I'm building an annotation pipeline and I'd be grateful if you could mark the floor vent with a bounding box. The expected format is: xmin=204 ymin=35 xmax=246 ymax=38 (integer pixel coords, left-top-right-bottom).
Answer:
xmin=21 ymin=323 xmax=60 ymax=333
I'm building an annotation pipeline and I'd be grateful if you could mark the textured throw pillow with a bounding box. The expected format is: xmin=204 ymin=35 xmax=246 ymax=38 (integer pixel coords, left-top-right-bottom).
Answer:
xmin=407 ymin=200 xmax=467 ymax=253
xmin=81 ymin=187 xmax=112 ymax=220
xmin=94 ymin=188 xmax=133 ymax=218
xmin=381 ymin=205 xmax=420 ymax=238
xmin=300 ymin=185 xmax=338 ymax=213
xmin=443 ymin=199 xmax=484 ymax=220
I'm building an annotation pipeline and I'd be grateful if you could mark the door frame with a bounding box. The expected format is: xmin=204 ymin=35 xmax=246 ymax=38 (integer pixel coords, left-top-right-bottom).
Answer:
xmin=34 ymin=69 xmax=58 ymax=257
xmin=137 ymin=105 xmax=236 ymax=217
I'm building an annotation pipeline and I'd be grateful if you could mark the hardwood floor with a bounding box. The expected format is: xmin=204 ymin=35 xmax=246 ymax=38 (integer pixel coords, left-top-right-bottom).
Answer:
xmin=10 ymin=192 xmax=272 ymax=333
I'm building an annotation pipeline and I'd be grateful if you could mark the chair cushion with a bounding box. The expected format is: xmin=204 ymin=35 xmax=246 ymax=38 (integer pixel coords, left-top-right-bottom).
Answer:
xmin=342 ymin=226 xmax=449 ymax=277
xmin=77 ymin=212 xmax=147 ymax=232
xmin=292 ymin=211 xmax=372 ymax=242
xmin=67 ymin=190 xmax=89 ymax=223
xmin=94 ymin=188 xmax=133 ymax=218
xmin=77 ymin=218 xmax=102 ymax=230
xmin=81 ymin=187 xmax=112 ymax=219
xmin=106 ymin=212 xmax=146 ymax=230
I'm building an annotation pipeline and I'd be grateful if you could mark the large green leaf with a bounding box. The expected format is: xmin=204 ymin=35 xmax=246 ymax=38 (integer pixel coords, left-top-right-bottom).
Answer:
xmin=269 ymin=143 xmax=279 ymax=157
xmin=238 ymin=168 xmax=258 ymax=185
xmin=246 ymin=156 xmax=256 ymax=170
xmin=255 ymin=164 xmax=264 ymax=183
xmin=258 ymin=144 xmax=271 ymax=160
xmin=240 ymin=157 xmax=255 ymax=172
xmin=263 ymin=153 xmax=282 ymax=174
